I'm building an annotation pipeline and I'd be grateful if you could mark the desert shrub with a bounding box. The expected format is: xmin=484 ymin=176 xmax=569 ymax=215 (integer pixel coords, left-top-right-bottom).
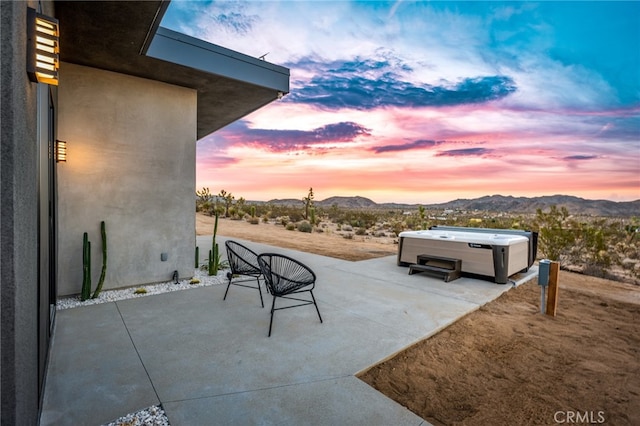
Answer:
xmin=315 ymin=227 xmax=324 ymax=233
xmin=343 ymin=233 xmax=353 ymax=239
xmin=289 ymin=211 xmax=304 ymax=222
xmin=621 ymin=258 xmax=637 ymax=270
xmin=391 ymin=221 xmax=405 ymax=236
xmin=533 ymin=206 xmax=576 ymax=262
xmin=279 ymin=216 xmax=290 ymax=226
xmin=297 ymin=221 xmax=312 ymax=233
xmin=355 ymin=227 xmax=367 ymax=236
xmin=247 ymin=217 xmax=260 ymax=225
xmin=375 ymin=231 xmax=387 ymax=238
xmin=342 ymin=225 xmax=353 ymax=232
xmin=285 ymin=222 xmax=295 ymax=231
xmin=404 ymin=216 xmax=419 ymax=230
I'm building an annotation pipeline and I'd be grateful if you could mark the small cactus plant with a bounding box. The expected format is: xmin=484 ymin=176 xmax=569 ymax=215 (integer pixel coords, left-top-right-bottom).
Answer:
xmin=81 ymin=232 xmax=91 ymax=301
xmin=208 ymin=212 xmax=219 ymax=276
xmin=91 ymin=221 xmax=107 ymax=299
xmin=80 ymin=221 xmax=108 ymax=301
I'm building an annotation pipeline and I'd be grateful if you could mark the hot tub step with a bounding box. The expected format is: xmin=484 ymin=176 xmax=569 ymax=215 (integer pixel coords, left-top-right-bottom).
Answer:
xmin=409 ymin=255 xmax=462 ymax=282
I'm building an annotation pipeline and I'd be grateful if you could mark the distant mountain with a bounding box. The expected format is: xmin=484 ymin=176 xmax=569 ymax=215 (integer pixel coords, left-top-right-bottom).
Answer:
xmin=317 ymin=196 xmax=378 ymax=208
xmin=268 ymin=196 xmax=379 ymax=208
xmin=262 ymin=194 xmax=639 ymax=217
xmin=425 ymin=195 xmax=640 ymax=217
xmin=265 ymin=198 xmax=301 ymax=206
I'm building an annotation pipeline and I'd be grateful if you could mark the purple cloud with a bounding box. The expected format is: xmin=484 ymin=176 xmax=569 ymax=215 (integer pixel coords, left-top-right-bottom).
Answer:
xmin=285 ymin=57 xmax=517 ymax=110
xmin=372 ymin=139 xmax=441 ymax=153
xmin=213 ymin=120 xmax=371 ymax=152
xmin=436 ymin=148 xmax=495 ymax=157
xmin=563 ymin=155 xmax=599 ymax=161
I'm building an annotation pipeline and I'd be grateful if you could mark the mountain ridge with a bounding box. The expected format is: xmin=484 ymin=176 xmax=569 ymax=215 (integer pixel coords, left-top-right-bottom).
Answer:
xmin=263 ymin=194 xmax=639 ymax=217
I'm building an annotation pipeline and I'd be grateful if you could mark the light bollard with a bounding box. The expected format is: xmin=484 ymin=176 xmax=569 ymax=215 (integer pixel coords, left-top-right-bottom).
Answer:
xmin=538 ymin=259 xmax=551 ymax=313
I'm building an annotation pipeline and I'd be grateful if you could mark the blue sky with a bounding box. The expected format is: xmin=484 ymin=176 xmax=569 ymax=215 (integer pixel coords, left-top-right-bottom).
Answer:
xmin=162 ymin=1 xmax=640 ymax=203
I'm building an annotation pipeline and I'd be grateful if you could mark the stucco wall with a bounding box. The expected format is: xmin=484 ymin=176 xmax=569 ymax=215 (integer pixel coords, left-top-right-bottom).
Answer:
xmin=57 ymin=63 xmax=197 ymax=296
xmin=1 ymin=1 xmax=52 ymax=423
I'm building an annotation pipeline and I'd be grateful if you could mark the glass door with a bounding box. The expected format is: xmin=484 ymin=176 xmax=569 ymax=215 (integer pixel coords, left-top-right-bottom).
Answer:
xmin=37 ymin=84 xmax=57 ymax=392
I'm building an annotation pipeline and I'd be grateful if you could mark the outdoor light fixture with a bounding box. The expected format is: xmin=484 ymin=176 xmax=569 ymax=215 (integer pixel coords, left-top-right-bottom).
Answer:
xmin=55 ymin=140 xmax=67 ymax=163
xmin=27 ymin=7 xmax=59 ymax=86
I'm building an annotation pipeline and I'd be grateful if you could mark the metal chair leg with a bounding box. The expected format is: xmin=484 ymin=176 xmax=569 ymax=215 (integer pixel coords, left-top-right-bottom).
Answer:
xmin=256 ymin=277 xmax=264 ymax=308
xmin=268 ymin=296 xmax=276 ymax=337
xmin=310 ymin=290 xmax=323 ymax=323
xmin=223 ymin=273 xmax=232 ymax=301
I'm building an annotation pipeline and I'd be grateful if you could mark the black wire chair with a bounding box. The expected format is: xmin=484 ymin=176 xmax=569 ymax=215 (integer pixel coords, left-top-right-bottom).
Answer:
xmin=223 ymin=240 xmax=265 ymax=308
xmin=257 ymin=253 xmax=323 ymax=337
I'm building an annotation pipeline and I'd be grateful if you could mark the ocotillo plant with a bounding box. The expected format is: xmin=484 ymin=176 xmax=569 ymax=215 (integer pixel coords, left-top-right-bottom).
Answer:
xmin=92 ymin=221 xmax=107 ymax=299
xmin=208 ymin=212 xmax=219 ymax=275
xmin=81 ymin=232 xmax=91 ymax=301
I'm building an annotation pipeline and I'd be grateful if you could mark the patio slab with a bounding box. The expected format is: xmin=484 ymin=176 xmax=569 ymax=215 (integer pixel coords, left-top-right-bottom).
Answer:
xmin=40 ymin=237 xmax=537 ymax=426
xmin=162 ymin=376 xmax=423 ymax=426
xmin=39 ymin=303 xmax=159 ymax=425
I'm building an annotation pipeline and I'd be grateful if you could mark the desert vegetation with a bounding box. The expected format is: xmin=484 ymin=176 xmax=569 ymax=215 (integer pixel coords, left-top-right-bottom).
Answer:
xmin=196 ymin=188 xmax=639 ymax=284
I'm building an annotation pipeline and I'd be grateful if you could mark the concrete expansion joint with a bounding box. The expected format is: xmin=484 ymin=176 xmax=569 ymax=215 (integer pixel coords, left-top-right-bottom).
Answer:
xmin=115 ymin=302 xmax=162 ymax=404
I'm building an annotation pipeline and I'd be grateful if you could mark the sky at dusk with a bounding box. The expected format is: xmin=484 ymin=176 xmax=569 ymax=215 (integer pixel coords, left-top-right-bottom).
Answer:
xmin=162 ymin=1 xmax=640 ymax=204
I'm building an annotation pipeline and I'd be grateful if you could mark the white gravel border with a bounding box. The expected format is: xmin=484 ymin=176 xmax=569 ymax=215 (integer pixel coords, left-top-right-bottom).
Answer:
xmin=57 ymin=268 xmax=226 ymax=310
xmin=102 ymin=405 xmax=169 ymax=426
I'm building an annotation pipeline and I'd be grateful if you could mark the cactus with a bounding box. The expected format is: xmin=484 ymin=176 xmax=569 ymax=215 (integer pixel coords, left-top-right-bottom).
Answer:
xmin=92 ymin=221 xmax=107 ymax=299
xmin=250 ymin=205 xmax=256 ymax=218
xmin=310 ymin=208 xmax=316 ymax=226
xmin=208 ymin=243 xmax=220 ymax=276
xmin=208 ymin=212 xmax=219 ymax=276
xmin=81 ymin=233 xmax=91 ymax=301
xmin=195 ymin=246 xmax=200 ymax=268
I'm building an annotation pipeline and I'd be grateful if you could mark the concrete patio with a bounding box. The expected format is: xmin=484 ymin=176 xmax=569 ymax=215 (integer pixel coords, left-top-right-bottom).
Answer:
xmin=40 ymin=236 xmax=538 ymax=425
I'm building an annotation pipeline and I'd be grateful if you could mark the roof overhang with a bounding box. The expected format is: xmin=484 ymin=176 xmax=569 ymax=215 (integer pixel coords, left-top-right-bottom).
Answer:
xmin=54 ymin=0 xmax=290 ymax=139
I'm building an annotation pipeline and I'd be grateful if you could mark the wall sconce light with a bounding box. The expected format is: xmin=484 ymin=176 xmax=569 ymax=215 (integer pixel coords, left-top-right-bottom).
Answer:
xmin=55 ymin=140 xmax=67 ymax=163
xmin=27 ymin=7 xmax=60 ymax=86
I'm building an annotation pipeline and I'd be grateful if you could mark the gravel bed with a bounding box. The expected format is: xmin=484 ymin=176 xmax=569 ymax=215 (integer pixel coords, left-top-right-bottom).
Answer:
xmin=57 ymin=268 xmax=226 ymax=310
xmin=102 ymin=405 xmax=169 ymax=426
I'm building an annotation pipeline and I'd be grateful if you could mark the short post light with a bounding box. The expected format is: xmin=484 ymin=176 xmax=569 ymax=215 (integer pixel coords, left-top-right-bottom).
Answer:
xmin=55 ymin=140 xmax=67 ymax=163
xmin=27 ymin=7 xmax=60 ymax=86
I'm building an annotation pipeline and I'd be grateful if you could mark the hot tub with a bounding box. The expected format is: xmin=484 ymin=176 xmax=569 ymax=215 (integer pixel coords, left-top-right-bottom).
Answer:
xmin=430 ymin=225 xmax=538 ymax=270
xmin=397 ymin=229 xmax=530 ymax=284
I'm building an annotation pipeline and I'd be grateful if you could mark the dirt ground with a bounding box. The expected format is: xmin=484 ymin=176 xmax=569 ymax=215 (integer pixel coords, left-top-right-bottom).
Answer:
xmin=198 ymin=213 xmax=640 ymax=425
xmin=196 ymin=213 xmax=398 ymax=261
